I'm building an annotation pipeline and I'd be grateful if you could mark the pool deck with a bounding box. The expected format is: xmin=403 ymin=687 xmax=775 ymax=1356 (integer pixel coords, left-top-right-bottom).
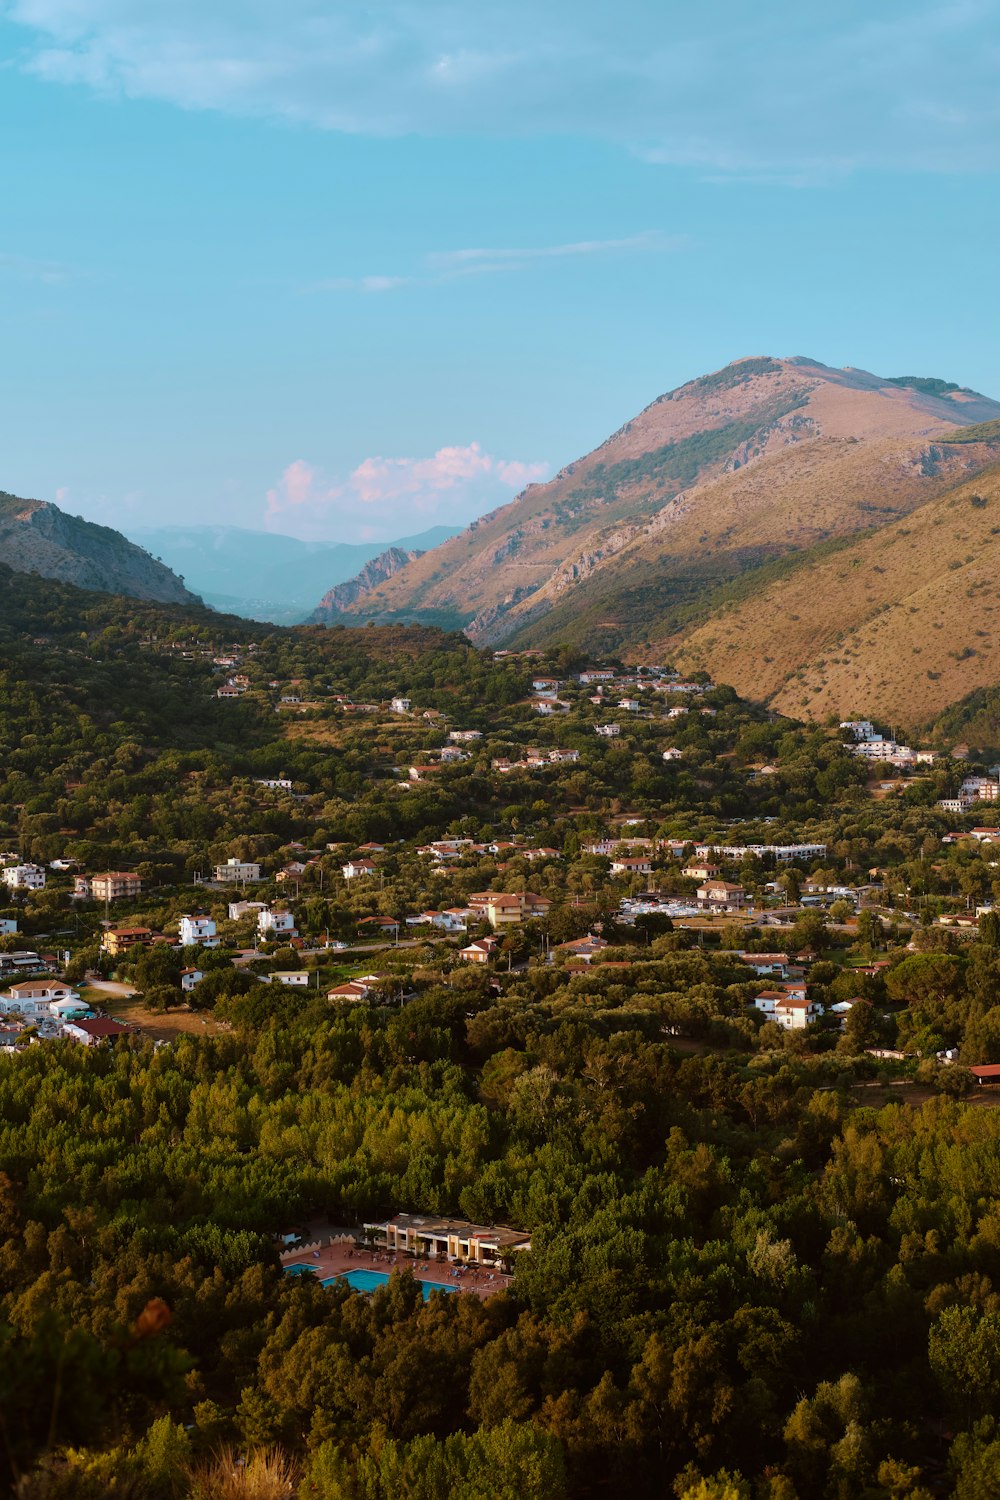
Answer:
xmin=280 ymin=1241 xmax=513 ymax=1300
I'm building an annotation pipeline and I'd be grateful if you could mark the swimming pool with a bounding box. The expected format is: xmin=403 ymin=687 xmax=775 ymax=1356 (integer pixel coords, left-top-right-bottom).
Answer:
xmin=323 ymin=1268 xmax=456 ymax=1300
xmin=282 ymin=1262 xmax=316 ymax=1275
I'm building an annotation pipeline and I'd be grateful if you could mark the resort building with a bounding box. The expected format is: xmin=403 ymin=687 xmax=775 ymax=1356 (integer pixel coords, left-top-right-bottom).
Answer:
xmin=364 ymin=1213 xmax=531 ymax=1266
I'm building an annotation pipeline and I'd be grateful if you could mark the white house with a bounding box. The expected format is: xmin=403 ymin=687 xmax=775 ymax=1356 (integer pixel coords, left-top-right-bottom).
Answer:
xmin=343 ymin=859 xmax=376 ymax=880
xmin=595 ymin=723 xmax=620 ymax=737
xmin=391 ymin=697 xmax=412 ymax=713
xmin=229 ymin=900 xmax=269 ymax=920
xmin=258 ymin=908 xmax=297 ymax=939
xmin=0 ymin=981 xmax=80 ymax=1020
xmin=269 ymin=971 xmax=310 ymax=987
xmin=214 ymin=858 xmax=262 ymax=883
xmin=2 ymin=864 xmax=45 ymax=891
xmin=662 ymin=748 xmax=683 ymax=761
xmin=180 ymin=968 xmax=204 ymax=992
xmin=178 ymin=915 xmax=219 ymax=947
xmin=772 ymin=995 xmax=822 ymax=1030
xmin=63 ymin=1016 xmax=136 ymax=1046
xmin=255 ymin=777 xmax=293 ymax=791
xmin=611 ymin=855 xmax=653 ymax=875
xmin=0 ymin=919 xmax=16 ymax=936
xmin=753 ymin=984 xmax=819 ymax=1030
xmin=414 ymin=910 xmax=468 ymax=932
xmin=840 ymin=720 xmax=878 ymax=741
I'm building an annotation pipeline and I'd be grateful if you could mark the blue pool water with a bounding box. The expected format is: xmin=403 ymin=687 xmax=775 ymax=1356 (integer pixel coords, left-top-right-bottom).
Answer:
xmin=323 ymin=1268 xmax=456 ymax=1300
xmin=282 ymin=1262 xmax=315 ymax=1275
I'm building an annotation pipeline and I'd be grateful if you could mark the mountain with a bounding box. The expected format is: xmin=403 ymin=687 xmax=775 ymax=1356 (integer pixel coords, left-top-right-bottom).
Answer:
xmin=309 ymin=546 xmax=427 ymax=621
xmin=129 ymin=523 xmax=461 ymax=623
xmin=0 ymin=492 xmax=197 ymax=605
xmin=330 ymin=358 xmax=1000 ymax=653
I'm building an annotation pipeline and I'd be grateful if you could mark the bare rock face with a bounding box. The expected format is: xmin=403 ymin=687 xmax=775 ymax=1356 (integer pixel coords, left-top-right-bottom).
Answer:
xmin=0 ymin=493 xmax=199 ymax=605
xmin=309 ymin=546 xmax=425 ymax=622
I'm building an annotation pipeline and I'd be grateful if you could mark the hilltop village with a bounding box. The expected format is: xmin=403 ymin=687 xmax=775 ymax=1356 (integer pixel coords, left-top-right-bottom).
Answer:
xmin=8 ymin=580 xmax=1000 ymax=1493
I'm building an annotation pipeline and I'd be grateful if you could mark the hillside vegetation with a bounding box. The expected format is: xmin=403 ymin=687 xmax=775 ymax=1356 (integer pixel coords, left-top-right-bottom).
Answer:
xmin=669 ymin=458 xmax=1000 ymax=726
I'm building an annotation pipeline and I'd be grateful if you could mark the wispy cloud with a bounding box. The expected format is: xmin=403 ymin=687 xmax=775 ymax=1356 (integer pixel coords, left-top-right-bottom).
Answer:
xmin=4 ymin=1 xmax=999 ymax=175
xmin=311 ymin=230 xmax=683 ymax=293
xmin=264 ymin=442 xmax=548 ymax=541
xmin=0 ymin=250 xmax=69 ymax=284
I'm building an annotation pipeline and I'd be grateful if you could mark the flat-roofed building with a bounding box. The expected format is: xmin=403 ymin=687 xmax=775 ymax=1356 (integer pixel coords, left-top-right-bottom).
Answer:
xmin=364 ymin=1213 xmax=530 ymax=1266
xmin=91 ymin=872 xmax=142 ymax=901
xmin=214 ymin=858 xmax=262 ymax=883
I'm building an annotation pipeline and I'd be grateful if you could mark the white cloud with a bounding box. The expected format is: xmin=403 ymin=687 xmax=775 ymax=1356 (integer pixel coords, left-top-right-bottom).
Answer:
xmin=3 ymin=1 xmax=999 ymax=174
xmin=264 ymin=442 xmax=548 ymax=541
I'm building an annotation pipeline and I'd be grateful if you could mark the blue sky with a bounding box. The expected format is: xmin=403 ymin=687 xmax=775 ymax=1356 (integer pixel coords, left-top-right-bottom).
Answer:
xmin=1 ymin=1 xmax=999 ymax=543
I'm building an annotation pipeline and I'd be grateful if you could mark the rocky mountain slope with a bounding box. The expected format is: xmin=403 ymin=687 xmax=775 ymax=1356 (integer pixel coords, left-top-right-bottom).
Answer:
xmin=0 ymin=493 xmax=198 ymax=605
xmin=309 ymin=545 xmax=427 ymax=622
xmin=330 ymin=358 xmax=1000 ymax=650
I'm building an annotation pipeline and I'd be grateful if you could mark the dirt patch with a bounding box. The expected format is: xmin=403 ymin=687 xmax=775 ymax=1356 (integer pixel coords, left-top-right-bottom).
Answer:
xmin=850 ymin=1080 xmax=936 ymax=1108
xmin=102 ymin=992 xmax=226 ymax=1043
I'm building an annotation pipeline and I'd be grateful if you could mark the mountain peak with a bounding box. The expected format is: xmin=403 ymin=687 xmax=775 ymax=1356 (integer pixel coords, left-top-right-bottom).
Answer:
xmin=321 ymin=353 xmax=1000 ymax=650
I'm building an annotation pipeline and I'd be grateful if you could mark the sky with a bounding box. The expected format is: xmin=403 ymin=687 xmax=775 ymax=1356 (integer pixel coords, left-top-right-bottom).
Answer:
xmin=1 ymin=1 xmax=999 ymax=544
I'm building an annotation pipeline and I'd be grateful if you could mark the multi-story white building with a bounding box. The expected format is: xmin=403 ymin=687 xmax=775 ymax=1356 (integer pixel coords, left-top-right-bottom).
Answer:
xmin=178 ymin=915 xmax=219 ymax=947
xmin=961 ymin=777 xmax=1000 ymax=803
xmin=840 ymin=720 xmax=878 ymax=741
xmin=1 ymin=864 xmax=45 ymax=891
xmin=214 ymin=858 xmax=262 ymax=883
xmin=91 ymin=872 xmax=142 ymax=901
xmin=257 ymin=908 xmax=297 ymax=939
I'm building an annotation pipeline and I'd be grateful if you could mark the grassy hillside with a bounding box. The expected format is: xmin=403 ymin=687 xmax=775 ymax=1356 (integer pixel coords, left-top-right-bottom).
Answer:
xmin=669 ymin=458 xmax=1000 ymax=725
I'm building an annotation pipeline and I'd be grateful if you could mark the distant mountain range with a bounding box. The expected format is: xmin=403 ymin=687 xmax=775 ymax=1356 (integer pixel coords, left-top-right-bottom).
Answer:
xmin=321 ymin=356 xmax=1000 ymax=722
xmin=128 ymin=523 xmax=462 ymax=624
xmin=0 ymin=492 xmax=196 ymax=605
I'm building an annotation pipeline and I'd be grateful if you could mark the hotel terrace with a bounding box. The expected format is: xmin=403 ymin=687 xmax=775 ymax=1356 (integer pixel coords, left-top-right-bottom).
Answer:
xmin=363 ymin=1214 xmax=531 ymax=1266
